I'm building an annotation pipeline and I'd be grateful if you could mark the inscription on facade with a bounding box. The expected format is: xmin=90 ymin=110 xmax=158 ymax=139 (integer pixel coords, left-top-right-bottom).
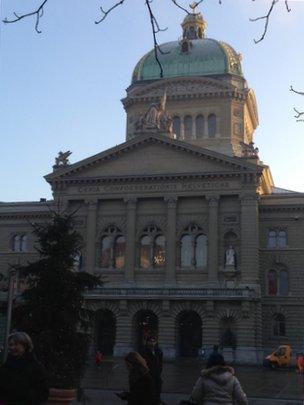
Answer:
xmin=78 ymin=181 xmax=231 ymax=194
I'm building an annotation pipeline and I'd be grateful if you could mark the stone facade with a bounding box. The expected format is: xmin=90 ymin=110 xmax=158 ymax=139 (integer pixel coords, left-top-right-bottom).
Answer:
xmin=1 ymin=10 xmax=303 ymax=364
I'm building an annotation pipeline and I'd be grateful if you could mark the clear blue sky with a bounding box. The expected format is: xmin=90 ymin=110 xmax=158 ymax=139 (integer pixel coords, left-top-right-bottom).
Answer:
xmin=1 ymin=0 xmax=303 ymax=202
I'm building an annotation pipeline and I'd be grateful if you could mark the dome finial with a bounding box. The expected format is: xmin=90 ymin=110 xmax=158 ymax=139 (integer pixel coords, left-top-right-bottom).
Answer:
xmin=189 ymin=1 xmax=199 ymax=13
xmin=181 ymin=3 xmax=207 ymax=40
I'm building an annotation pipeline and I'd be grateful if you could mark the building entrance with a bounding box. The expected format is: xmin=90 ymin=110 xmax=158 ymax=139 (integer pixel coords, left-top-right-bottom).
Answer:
xmin=178 ymin=311 xmax=202 ymax=357
xmin=95 ymin=310 xmax=116 ymax=355
xmin=134 ymin=310 xmax=158 ymax=350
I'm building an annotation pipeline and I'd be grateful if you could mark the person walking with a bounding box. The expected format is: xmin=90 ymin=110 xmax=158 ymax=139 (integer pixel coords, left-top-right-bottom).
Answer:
xmin=140 ymin=336 xmax=163 ymax=404
xmin=95 ymin=350 xmax=103 ymax=368
xmin=116 ymin=351 xmax=157 ymax=405
xmin=189 ymin=352 xmax=248 ymax=405
xmin=0 ymin=331 xmax=49 ymax=405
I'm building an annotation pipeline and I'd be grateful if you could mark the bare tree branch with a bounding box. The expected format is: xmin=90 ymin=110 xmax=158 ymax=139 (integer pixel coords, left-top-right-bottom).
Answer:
xmin=3 ymin=0 xmax=49 ymax=33
xmin=285 ymin=1 xmax=291 ymax=13
xmin=290 ymin=86 xmax=304 ymax=96
xmin=145 ymin=0 xmax=170 ymax=78
xmin=170 ymin=0 xmax=190 ymax=14
xmin=250 ymin=0 xmax=278 ymax=44
xmin=294 ymin=108 xmax=304 ymax=122
xmin=95 ymin=0 xmax=127 ymax=24
xmin=250 ymin=0 xmax=291 ymax=44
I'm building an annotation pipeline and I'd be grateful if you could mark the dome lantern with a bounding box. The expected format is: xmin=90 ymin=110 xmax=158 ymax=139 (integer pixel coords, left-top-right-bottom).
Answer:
xmin=181 ymin=2 xmax=207 ymax=40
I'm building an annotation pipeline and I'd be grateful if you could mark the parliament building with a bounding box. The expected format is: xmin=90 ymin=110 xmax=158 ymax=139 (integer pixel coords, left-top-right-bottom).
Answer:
xmin=1 ymin=9 xmax=304 ymax=363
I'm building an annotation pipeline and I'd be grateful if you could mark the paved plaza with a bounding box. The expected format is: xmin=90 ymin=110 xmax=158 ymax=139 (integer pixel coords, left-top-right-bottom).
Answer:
xmin=73 ymin=357 xmax=304 ymax=404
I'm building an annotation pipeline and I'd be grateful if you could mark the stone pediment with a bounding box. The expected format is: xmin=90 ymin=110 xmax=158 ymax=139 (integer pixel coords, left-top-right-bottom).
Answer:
xmin=124 ymin=77 xmax=242 ymax=106
xmin=45 ymin=134 xmax=261 ymax=185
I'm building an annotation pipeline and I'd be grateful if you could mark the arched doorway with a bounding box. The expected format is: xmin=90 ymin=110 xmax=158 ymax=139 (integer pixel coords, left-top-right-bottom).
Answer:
xmin=133 ymin=310 xmax=158 ymax=350
xmin=95 ymin=310 xmax=116 ymax=355
xmin=178 ymin=311 xmax=202 ymax=357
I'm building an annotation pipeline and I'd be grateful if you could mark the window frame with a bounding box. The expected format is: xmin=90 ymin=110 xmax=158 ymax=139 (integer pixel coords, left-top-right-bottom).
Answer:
xmin=100 ymin=226 xmax=125 ymax=270
xmin=180 ymin=224 xmax=207 ymax=269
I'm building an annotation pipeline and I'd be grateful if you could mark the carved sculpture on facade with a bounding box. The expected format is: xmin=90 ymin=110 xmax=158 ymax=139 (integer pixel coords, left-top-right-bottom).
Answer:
xmin=54 ymin=151 xmax=72 ymax=167
xmin=135 ymin=90 xmax=174 ymax=137
xmin=239 ymin=141 xmax=259 ymax=158
xmin=224 ymin=245 xmax=237 ymax=269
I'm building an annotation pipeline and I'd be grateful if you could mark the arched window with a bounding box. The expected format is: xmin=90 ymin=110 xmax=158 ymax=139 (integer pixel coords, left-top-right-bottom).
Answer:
xmin=279 ymin=270 xmax=289 ymax=296
xmin=13 ymin=235 xmax=21 ymax=252
xmin=12 ymin=234 xmax=27 ymax=252
xmin=100 ymin=226 xmax=125 ymax=269
xmin=208 ymin=114 xmax=216 ymax=138
xmin=267 ymin=229 xmax=287 ymax=248
xmin=140 ymin=235 xmax=152 ymax=269
xmin=267 ymin=231 xmax=277 ymax=248
xmin=180 ymin=224 xmax=207 ymax=268
xmin=101 ymin=236 xmax=111 ymax=268
xmin=195 ymin=234 xmax=207 ymax=267
xmin=195 ymin=115 xmax=205 ymax=139
xmin=273 ymin=314 xmax=286 ymax=336
xmin=114 ymin=236 xmax=126 ymax=269
xmin=173 ymin=116 xmax=181 ymax=138
xmin=139 ymin=225 xmax=166 ymax=269
xmin=184 ymin=116 xmax=193 ymax=139
xmin=154 ymin=235 xmax=166 ymax=267
xmin=20 ymin=235 xmax=27 ymax=252
xmin=268 ymin=270 xmax=277 ymax=295
xmin=267 ymin=268 xmax=289 ymax=296
xmin=278 ymin=231 xmax=287 ymax=248
xmin=181 ymin=235 xmax=192 ymax=267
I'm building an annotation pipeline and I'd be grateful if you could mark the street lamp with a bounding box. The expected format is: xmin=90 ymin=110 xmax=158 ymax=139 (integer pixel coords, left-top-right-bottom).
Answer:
xmin=3 ymin=268 xmax=19 ymax=361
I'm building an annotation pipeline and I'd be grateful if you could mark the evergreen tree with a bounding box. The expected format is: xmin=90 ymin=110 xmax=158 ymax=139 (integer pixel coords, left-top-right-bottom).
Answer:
xmin=13 ymin=212 xmax=102 ymax=388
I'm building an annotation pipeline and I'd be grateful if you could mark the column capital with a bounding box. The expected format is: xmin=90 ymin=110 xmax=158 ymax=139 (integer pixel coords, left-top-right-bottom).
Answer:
xmin=85 ymin=198 xmax=98 ymax=208
xmin=164 ymin=196 xmax=178 ymax=208
xmin=206 ymin=194 xmax=220 ymax=207
xmin=124 ymin=197 xmax=137 ymax=209
xmin=240 ymin=194 xmax=259 ymax=205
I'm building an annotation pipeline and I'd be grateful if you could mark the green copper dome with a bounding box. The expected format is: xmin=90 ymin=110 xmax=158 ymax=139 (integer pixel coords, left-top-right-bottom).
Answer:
xmin=132 ymin=38 xmax=243 ymax=84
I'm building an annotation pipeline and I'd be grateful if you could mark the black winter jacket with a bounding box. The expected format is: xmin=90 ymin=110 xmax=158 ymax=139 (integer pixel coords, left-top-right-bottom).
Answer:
xmin=0 ymin=352 xmax=49 ymax=405
xmin=124 ymin=367 xmax=157 ymax=405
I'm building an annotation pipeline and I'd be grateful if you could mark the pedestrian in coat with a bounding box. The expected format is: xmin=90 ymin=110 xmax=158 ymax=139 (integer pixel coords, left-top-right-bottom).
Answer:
xmin=190 ymin=352 xmax=248 ymax=405
xmin=0 ymin=331 xmax=49 ymax=405
xmin=95 ymin=350 xmax=103 ymax=368
xmin=140 ymin=336 xmax=163 ymax=404
xmin=116 ymin=351 xmax=157 ymax=405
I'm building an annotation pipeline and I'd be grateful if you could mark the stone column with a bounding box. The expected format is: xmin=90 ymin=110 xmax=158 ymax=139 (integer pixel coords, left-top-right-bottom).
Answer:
xmin=158 ymin=301 xmax=176 ymax=360
xmin=125 ymin=198 xmax=137 ymax=283
xmin=114 ymin=300 xmax=133 ymax=356
xmin=165 ymin=197 xmax=177 ymax=285
xmin=85 ymin=199 xmax=98 ymax=274
xmin=207 ymin=195 xmax=219 ymax=283
xmin=240 ymin=194 xmax=259 ymax=283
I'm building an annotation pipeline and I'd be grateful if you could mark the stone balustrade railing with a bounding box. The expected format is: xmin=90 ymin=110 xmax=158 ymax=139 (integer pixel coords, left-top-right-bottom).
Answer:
xmin=84 ymin=287 xmax=257 ymax=300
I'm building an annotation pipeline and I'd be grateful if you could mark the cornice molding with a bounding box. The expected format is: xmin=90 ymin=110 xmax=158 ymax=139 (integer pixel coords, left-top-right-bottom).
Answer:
xmin=259 ymin=205 xmax=304 ymax=213
xmin=45 ymin=134 xmax=261 ymax=184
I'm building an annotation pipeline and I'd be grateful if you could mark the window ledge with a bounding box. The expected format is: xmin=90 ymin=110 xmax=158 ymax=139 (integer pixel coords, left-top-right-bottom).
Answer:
xmin=94 ymin=268 xmax=125 ymax=273
xmin=177 ymin=267 xmax=207 ymax=273
xmin=135 ymin=268 xmax=165 ymax=273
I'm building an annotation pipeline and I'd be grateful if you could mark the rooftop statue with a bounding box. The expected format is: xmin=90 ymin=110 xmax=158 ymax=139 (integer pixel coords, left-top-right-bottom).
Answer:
xmin=54 ymin=150 xmax=72 ymax=167
xmin=240 ymin=141 xmax=259 ymax=158
xmin=135 ymin=90 xmax=174 ymax=137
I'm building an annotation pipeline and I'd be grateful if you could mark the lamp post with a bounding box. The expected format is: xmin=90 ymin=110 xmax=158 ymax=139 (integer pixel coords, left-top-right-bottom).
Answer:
xmin=3 ymin=268 xmax=18 ymax=361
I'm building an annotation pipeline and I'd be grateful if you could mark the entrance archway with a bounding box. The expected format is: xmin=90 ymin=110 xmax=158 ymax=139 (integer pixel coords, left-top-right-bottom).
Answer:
xmin=133 ymin=310 xmax=158 ymax=350
xmin=95 ymin=309 xmax=116 ymax=355
xmin=178 ymin=311 xmax=202 ymax=357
